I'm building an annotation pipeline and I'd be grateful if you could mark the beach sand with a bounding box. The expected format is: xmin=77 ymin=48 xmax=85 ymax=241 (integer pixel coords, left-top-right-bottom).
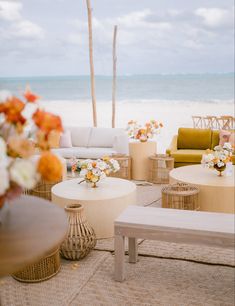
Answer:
xmin=40 ymin=100 xmax=234 ymax=153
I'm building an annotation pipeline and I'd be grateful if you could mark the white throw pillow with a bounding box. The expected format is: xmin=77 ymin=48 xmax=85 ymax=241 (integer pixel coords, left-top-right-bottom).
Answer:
xmin=59 ymin=129 xmax=72 ymax=148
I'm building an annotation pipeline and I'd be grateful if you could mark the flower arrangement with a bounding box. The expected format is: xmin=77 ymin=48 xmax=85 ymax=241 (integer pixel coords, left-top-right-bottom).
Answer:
xmin=0 ymin=87 xmax=64 ymax=208
xmin=126 ymin=119 xmax=163 ymax=142
xmin=77 ymin=157 xmax=120 ymax=187
xmin=201 ymin=143 xmax=232 ymax=176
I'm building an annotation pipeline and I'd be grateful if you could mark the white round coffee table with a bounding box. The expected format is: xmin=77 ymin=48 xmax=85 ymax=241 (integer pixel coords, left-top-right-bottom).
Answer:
xmin=51 ymin=177 xmax=136 ymax=239
xmin=170 ymin=165 xmax=235 ymax=214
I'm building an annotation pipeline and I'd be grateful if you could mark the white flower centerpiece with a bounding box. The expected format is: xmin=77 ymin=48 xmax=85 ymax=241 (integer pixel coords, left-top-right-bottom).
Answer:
xmin=77 ymin=157 xmax=120 ymax=188
xmin=201 ymin=142 xmax=232 ymax=176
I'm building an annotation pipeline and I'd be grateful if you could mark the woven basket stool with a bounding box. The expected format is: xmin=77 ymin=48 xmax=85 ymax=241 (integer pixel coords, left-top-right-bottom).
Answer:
xmin=108 ymin=155 xmax=131 ymax=180
xmin=149 ymin=154 xmax=174 ymax=184
xmin=162 ymin=182 xmax=200 ymax=210
xmin=12 ymin=248 xmax=61 ymax=283
xmin=24 ymin=179 xmax=61 ymax=201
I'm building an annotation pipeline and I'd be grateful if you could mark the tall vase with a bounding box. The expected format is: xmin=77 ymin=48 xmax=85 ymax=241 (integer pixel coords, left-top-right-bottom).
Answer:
xmin=60 ymin=203 xmax=96 ymax=260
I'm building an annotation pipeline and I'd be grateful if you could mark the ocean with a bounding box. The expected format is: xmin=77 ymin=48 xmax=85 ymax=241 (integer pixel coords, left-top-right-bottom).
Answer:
xmin=0 ymin=74 xmax=234 ymax=152
xmin=0 ymin=73 xmax=234 ymax=103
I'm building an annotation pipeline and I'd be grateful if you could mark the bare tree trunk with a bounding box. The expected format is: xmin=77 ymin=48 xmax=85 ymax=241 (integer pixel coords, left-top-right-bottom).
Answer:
xmin=112 ymin=25 xmax=118 ymax=128
xmin=86 ymin=0 xmax=97 ymax=127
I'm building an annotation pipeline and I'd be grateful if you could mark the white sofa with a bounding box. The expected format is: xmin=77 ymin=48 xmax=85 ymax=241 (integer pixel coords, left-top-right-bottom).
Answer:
xmin=52 ymin=127 xmax=129 ymax=159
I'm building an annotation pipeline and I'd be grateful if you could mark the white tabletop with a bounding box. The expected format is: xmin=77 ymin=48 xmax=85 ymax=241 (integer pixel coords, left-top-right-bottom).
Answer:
xmin=52 ymin=177 xmax=136 ymax=201
xmin=170 ymin=165 xmax=234 ymax=188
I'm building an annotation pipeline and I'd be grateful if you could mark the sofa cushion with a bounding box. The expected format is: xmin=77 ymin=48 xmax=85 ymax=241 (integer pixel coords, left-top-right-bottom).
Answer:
xmin=52 ymin=147 xmax=80 ymax=159
xmin=52 ymin=147 xmax=117 ymax=159
xmin=211 ymin=130 xmax=219 ymax=150
xmin=77 ymin=147 xmax=117 ymax=159
xmin=60 ymin=129 xmax=72 ymax=148
xmin=88 ymin=128 xmax=124 ymax=148
xmin=69 ymin=127 xmax=92 ymax=147
xmin=171 ymin=149 xmax=206 ymax=163
xmin=219 ymin=130 xmax=231 ymax=146
xmin=177 ymin=128 xmax=211 ymax=150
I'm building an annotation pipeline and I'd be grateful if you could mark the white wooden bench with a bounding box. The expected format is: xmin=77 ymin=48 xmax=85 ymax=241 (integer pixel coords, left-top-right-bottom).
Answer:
xmin=114 ymin=206 xmax=235 ymax=282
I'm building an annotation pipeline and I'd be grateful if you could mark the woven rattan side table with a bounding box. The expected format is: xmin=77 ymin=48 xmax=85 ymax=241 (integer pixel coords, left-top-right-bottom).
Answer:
xmin=162 ymin=182 xmax=200 ymax=210
xmin=148 ymin=154 xmax=174 ymax=184
xmin=108 ymin=155 xmax=131 ymax=180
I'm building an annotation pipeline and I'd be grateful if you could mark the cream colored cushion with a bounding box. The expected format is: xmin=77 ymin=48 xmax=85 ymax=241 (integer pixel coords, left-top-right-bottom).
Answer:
xmin=69 ymin=127 xmax=92 ymax=147
xmin=88 ymin=128 xmax=124 ymax=148
xmin=59 ymin=129 xmax=72 ymax=148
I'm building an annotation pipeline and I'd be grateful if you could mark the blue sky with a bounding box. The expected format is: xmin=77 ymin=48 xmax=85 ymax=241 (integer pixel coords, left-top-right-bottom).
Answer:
xmin=0 ymin=0 xmax=234 ymax=76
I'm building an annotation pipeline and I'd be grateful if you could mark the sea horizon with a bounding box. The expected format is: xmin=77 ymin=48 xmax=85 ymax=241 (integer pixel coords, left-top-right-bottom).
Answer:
xmin=0 ymin=73 xmax=234 ymax=103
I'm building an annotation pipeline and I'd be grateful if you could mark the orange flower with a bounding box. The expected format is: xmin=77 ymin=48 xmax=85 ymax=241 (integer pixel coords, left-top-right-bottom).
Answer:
xmin=159 ymin=123 xmax=163 ymax=128
xmin=24 ymin=86 xmax=40 ymax=103
xmin=32 ymin=109 xmax=63 ymax=135
xmin=8 ymin=136 xmax=35 ymax=158
xmin=2 ymin=97 xmax=26 ymax=126
xmin=37 ymin=152 xmax=63 ymax=182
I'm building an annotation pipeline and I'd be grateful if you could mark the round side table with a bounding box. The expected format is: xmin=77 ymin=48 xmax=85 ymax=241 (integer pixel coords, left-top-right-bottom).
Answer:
xmin=51 ymin=177 xmax=136 ymax=239
xmin=149 ymin=154 xmax=174 ymax=184
xmin=129 ymin=140 xmax=157 ymax=180
xmin=170 ymin=165 xmax=235 ymax=213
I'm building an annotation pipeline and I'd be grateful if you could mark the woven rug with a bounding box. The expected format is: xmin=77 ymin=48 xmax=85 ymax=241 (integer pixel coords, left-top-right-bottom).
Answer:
xmin=70 ymin=253 xmax=235 ymax=306
xmin=0 ymin=251 xmax=109 ymax=306
xmin=95 ymin=238 xmax=235 ymax=267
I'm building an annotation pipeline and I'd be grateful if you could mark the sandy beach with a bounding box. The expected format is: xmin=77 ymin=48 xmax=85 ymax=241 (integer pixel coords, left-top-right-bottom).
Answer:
xmin=40 ymin=100 xmax=234 ymax=153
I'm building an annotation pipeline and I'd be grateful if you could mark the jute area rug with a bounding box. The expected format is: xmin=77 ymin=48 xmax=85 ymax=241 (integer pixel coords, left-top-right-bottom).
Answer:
xmin=0 ymin=184 xmax=234 ymax=306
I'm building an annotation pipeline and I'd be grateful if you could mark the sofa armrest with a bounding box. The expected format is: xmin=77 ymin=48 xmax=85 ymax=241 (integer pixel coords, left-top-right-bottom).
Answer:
xmin=166 ymin=135 xmax=178 ymax=155
xmin=113 ymin=134 xmax=129 ymax=155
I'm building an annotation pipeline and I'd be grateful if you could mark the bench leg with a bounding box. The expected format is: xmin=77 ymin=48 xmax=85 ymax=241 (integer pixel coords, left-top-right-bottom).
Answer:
xmin=114 ymin=234 xmax=125 ymax=282
xmin=128 ymin=237 xmax=137 ymax=263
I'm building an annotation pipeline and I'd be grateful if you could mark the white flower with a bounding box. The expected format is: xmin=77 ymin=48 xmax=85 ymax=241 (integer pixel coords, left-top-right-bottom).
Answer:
xmin=217 ymin=161 xmax=225 ymax=168
xmin=97 ymin=160 xmax=107 ymax=171
xmin=92 ymin=168 xmax=102 ymax=177
xmin=10 ymin=159 xmax=39 ymax=189
xmin=109 ymin=159 xmax=120 ymax=172
xmin=0 ymin=166 xmax=10 ymax=196
xmin=223 ymin=142 xmax=232 ymax=151
xmin=80 ymin=169 xmax=88 ymax=177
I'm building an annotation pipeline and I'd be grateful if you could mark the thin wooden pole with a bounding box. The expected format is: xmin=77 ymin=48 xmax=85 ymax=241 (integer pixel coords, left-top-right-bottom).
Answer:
xmin=86 ymin=0 xmax=97 ymax=127
xmin=112 ymin=25 xmax=118 ymax=128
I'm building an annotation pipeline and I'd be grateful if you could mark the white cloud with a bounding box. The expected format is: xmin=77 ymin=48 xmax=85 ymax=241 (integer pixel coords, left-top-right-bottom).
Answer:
xmin=0 ymin=0 xmax=22 ymax=21
xmin=195 ymin=7 xmax=233 ymax=28
xmin=0 ymin=0 xmax=45 ymax=41
xmin=9 ymin=20 xmax=44 ymax=39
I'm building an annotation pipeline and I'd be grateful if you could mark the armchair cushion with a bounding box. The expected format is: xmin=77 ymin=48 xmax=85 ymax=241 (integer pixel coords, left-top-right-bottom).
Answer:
xmin=177 ymin=128 xmax=211 ymax=150
xmin=211 ymin=130 xmax=219 ymax=150
xmin=171 ymin=149 xmax=206 ymax=163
